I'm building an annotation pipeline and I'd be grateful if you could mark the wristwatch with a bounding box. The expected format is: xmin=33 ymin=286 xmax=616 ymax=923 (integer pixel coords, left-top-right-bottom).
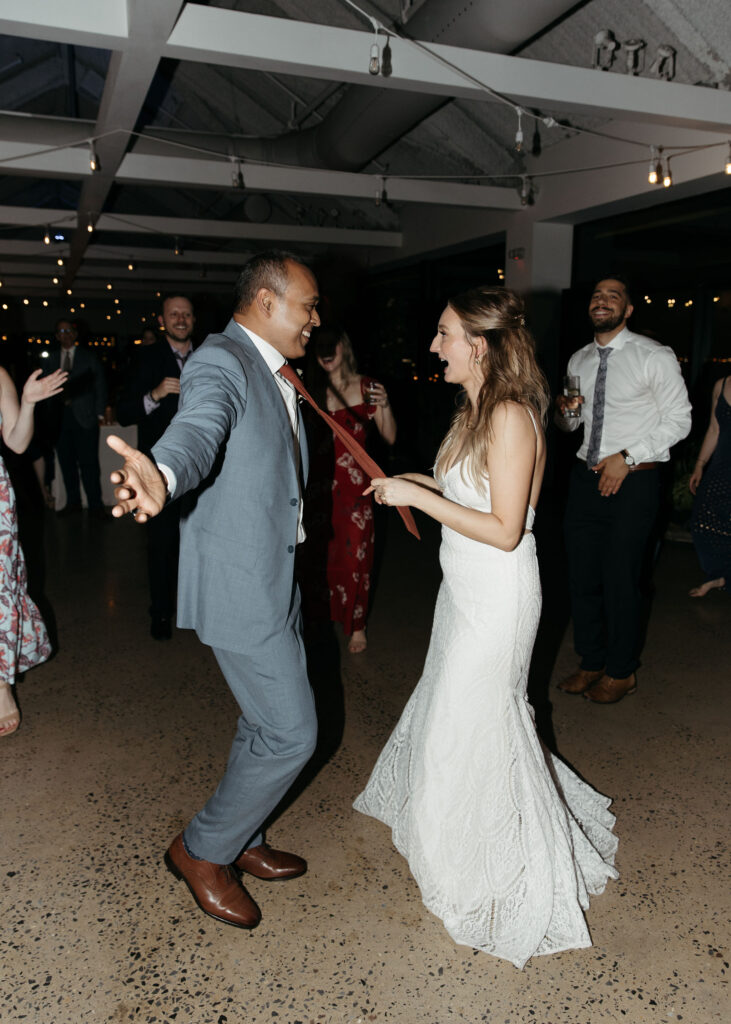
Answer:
xmin=621 ymin=449 xmax=635 ymax=468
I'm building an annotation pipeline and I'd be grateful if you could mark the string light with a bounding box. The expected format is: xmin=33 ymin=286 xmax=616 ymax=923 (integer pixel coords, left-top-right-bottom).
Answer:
xmin=89 ymin=141 xmax=100 ymax=173
xmin=43 ymin=226 xmax=51 ymax=245
xmin=52 ymin=276 xmax=59 ymax=285
xmin=514 ymin=108 xmax=524 ymax=153
xmin=127 ymin=261 xmax=135 ymax=271
xmin=369 ymin=30 xmax=380 ymax=75
xmin=648 ymin=146 xmax=662 ymax=185
xmin=106 ymin=282 xmax=113 ymax=290
xmin=231 ymin=158 xmax=245 ymax=189
xmin=662 ymin=156 xmax=672 ymax=187
xmin=173 ymin=237 xmax=184 ymax=256
xmin=57 ymin=257 xmax=64 ymax=267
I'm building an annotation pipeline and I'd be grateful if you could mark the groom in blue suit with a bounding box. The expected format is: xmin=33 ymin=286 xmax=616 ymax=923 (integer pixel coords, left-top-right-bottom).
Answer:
xmin=108 ymin=252 xmax=321 ymax=928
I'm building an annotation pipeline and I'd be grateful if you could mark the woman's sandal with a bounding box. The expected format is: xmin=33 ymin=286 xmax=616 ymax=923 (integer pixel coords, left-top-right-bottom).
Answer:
xmin=0 ymin=683 xmax=20 ymax=737
xmin=348 ymin=629 xmax=368 ymax=654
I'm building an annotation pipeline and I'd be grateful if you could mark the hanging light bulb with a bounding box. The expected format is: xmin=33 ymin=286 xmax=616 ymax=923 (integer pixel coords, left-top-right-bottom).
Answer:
xmin=89 ymin=141 xmax=100 ymax=173
xmin=231 ymin=158 xmax=245 ymax=189
xmin=519 ymin=177 xmax=531 ymax=206
xmin=374 ymin=177 xmax=387 ymax=207
xmin=369 ymin=33 xmax=380 ymax=75
xmin=662 ymin=157 xmax=672 ymax=187
xmin=173 ymin=237 xmax=184 ymax=257
xmin=86 ymin=214 xmax=95 ymax=233
xmin=648 ymin=146 xmax=659 ymax=185
xmin=57 ymin=257 xmax=64 ymax=267
xmin=514 ymin=108 xmax=524 ymax=153
xmin=43 ymin=226 xmax=51 ymax=245
xmin=127 ymin=261 xmax=135 ymax=271
xmin=52 ymin=276 xmax=59 ymax=285
xmin=725 ymin=141 xmax=731 ymax=175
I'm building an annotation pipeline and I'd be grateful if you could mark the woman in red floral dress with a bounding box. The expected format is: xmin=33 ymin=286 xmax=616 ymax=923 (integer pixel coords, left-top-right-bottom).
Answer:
xmin=301 ymin=330 xmax=396 ymax=653
xmin=0 ymin=364 xmax=67 ymax=736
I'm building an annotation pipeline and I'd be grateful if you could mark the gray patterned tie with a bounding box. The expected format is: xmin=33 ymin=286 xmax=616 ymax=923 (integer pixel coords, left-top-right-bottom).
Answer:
xmin=586 ymin=346 xmax=612 ymax=468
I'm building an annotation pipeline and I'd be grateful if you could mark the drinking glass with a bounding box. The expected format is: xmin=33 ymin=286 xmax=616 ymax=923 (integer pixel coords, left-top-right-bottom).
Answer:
xmin=562 ymin=375 xmax=581 ymax=418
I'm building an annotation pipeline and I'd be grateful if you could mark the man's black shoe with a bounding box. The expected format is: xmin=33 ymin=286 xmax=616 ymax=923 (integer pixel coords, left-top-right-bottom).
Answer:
xmin=150 ymin=614 xmax=172 ymax=640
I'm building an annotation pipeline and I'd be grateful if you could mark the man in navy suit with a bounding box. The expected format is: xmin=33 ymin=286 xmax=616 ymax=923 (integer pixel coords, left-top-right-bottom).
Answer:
xmin=48 ymin=319 xmax=107 ymax=518
xmin=117 ymin=296 xmax=196 ymax=639
xmin=108 ymin=252 xmax=321 ymax=930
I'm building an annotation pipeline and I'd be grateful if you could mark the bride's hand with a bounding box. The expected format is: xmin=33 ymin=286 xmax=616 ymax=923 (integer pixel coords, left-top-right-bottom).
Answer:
xmin=366 ymin=476 xmax=419 ymax=507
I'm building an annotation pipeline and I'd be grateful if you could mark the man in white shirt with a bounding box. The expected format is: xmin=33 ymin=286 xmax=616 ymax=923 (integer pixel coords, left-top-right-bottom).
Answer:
xmin=107 ymin=252 xmax=321 ymax=929
xmin=555 ymin=276 xmax=691 ymax=703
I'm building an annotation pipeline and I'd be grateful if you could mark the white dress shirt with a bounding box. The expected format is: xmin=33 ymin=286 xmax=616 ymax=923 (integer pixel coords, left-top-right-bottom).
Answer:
xmin=159 ymin=322 xmax=306 ymax=543
xmin=558 ymin=327 xmax=691 ymax=465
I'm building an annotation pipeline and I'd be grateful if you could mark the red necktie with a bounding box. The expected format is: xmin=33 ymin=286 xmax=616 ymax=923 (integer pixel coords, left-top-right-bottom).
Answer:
xmin=278 ymin=363 xmax=420 ymax=540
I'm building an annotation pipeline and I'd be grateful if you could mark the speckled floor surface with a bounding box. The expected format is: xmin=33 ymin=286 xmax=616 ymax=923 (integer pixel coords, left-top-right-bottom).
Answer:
xmin=2 ymin=505 xmax=728 ymax=1024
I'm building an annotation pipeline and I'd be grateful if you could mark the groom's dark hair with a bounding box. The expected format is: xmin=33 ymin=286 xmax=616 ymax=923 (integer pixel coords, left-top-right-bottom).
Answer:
xmin=234 ymin=250 xmax=310 ymax=311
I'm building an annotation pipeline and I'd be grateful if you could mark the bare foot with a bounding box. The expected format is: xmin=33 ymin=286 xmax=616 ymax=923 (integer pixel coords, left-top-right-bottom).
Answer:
xmin=689 ymin=577 xmax=725 ymax=598
xmin=348 ymin=629 xmax=367 ymax=654
xmin=0 ymin=683 xmax=20 ymax=736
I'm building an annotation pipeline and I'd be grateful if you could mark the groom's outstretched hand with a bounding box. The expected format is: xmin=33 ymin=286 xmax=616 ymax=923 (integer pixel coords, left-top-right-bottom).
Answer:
xmin=107 ymin=434 xmax=168 ymax=522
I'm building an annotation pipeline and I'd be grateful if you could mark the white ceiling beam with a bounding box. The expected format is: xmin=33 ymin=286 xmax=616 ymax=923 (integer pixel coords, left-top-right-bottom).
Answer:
xmin=0 ymin=129 xmax=521 ymax=210
xmin=0 ymin=0 xmax=128 ymax=49
xmin=2 ymin=3 xmax=727 ymax=134
xmin=117 ymin=152 xmax=521 ymax=209
xmin=95 ymin=212 xmax=402 ymax=248
xmin=0 ymin=211 xmax=403 ymax=248
xmin=163 ymin=6 xmax=731 ymax=134
xmin=0 ymin=240 xmax=255 ymax=265
xmin=65 ymin=0 xmax=187 ymax=282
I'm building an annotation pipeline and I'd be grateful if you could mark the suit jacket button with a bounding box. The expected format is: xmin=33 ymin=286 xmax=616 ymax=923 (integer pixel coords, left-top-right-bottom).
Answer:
xmin=290 ymin=498 xmax=297 ymax=506
xmin=287 ymin=545 xmax=294 ymax=553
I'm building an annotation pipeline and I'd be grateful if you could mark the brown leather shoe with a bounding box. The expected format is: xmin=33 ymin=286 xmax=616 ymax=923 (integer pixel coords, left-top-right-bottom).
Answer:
xmin=583 ymin=673 xmax=637 ymax=704
xmin=165 ymin=833 xmax=261 ymax=928
xmin=235 ymin=843 xmax=307 ymax=881
xmin=557 ymin=667 xmax=605 ymax=695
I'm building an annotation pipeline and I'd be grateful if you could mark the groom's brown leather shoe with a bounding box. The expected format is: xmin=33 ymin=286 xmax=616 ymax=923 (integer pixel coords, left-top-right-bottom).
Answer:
xmin=235 ymin=843 xmax=307 ymax=880
xmin=558 ymin=667 xmax=605 ymax=694
xmin=165 ymin=833 xmax=261 ymax=928
xmin=584 ymin=673 xmax=637 ymax=704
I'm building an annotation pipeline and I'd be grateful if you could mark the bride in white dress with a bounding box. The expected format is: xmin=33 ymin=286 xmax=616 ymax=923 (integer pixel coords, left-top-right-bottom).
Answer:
xmin=355 ymin=286 xmax=618 ymax=969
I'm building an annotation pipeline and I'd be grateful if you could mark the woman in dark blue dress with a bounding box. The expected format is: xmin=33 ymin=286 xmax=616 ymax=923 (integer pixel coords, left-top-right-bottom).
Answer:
xmin=689 ymin=376 xmax=731 ymax=597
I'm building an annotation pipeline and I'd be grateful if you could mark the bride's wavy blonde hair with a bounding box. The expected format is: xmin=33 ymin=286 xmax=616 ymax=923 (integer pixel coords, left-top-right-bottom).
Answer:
xmin=434 ymin=286 xmax=550 ymax=492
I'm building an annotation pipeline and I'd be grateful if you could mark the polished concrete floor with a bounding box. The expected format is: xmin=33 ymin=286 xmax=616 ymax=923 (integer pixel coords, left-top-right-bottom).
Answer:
xmin=2 ymin=502 xmax=728 ymax=1024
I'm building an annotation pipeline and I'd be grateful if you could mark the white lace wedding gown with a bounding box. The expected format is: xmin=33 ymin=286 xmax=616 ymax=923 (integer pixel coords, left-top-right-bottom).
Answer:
xmin=354 ymin=460 xmax=618 ymax=969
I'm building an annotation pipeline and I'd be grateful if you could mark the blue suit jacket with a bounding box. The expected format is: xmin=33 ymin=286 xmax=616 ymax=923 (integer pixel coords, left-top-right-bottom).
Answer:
xmin=151 ymin=320 xmax=308 ymax=653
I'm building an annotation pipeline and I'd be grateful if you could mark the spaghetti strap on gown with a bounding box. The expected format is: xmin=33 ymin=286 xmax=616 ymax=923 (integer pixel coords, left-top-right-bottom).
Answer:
xmin=0 ymin=413 xmax=51 ymax=681
xmin=354 ymin=458 xmax=618 ymax=969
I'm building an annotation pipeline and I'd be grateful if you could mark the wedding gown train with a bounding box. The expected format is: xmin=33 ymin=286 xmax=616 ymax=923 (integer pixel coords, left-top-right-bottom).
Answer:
xmin=354 ymin=461 xmax=618 ymax=969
